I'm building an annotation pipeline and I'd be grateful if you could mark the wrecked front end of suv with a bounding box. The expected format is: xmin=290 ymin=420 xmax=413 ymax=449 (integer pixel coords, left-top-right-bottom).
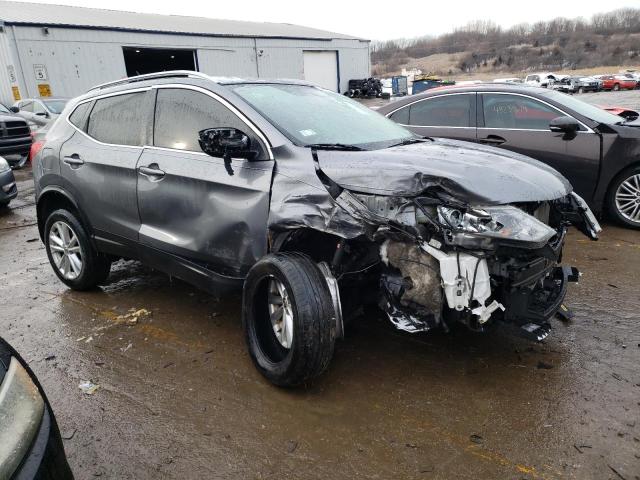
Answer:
xmin=269 ymin=138 xmax=600 ymax=342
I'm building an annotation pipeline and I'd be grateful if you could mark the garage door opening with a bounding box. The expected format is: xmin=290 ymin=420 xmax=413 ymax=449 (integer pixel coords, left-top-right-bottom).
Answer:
xmin=303 ymin=50 xmax=339 ymax=92
xmin=122 ymin=47 xmax=197 ymax=77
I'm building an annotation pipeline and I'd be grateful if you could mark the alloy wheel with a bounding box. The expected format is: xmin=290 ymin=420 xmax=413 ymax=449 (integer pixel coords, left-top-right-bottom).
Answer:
xmin=615 ymin=174 xmax=640 ymax=224
xmin=49 ymin=221 xmax=83 ymax=280
xmin=267 ymin=277 xmax=294 ymax=349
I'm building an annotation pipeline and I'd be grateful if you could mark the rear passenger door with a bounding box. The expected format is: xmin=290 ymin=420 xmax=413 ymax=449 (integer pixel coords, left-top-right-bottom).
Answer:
xmin=135 ymin=86 xmax=274 ymax=276
xmin=60 ymin=90 xmax=153 ymax=243
xmin=387 ymin=93 xmax=477 ymax=142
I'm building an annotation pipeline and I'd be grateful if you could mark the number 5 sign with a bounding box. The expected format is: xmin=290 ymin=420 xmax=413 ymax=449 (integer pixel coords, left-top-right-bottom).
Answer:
xmin=33 ymin=64 xmax=48 ymax=81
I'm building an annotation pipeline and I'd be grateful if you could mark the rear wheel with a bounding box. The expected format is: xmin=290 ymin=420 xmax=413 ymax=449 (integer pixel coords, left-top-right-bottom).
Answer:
xmin=607 ymin=166 xmax=640 ymax=229
xmin=242 ymin=252 xmax=336 ymax=387
xmin=613 ymin=83 xmax=620 ymax=91
xmin=577 ymin=87 xmax=584 ymax=94
xmin=44 ymin=209 xmax=111 ymax=289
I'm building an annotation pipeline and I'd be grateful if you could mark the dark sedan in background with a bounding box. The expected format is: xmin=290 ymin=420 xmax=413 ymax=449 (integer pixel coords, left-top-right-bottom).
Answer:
xmin=379 ymin=84 xmax=640 ymax=228
xmin=0 ymin=337 xmax=73 ymax=479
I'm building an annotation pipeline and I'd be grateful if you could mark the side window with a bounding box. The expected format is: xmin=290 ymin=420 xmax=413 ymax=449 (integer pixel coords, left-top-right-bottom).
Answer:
xmin=389 ymin=106 xmax=409 ymax=125
xmin=68 ymin=102 xmax=92 ymax=131
xmin=87 ymin=92 xmax=147 ymax=146
xmin=20 ymin=101 xmax=34 ymax=113
xmin=409 ymin=94 xmax=472 ymax=127
xmin=153 ymin=88 xmax=266 ymax=158
xmin=33 ymin=102 xmax=46 ymax=114
xmin=482 ymin=94 xmax=564 ymax=130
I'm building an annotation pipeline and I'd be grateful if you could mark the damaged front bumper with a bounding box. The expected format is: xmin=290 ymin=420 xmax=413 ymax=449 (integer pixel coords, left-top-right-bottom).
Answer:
xmin=367 ymin=192 xmax=599 ymax=340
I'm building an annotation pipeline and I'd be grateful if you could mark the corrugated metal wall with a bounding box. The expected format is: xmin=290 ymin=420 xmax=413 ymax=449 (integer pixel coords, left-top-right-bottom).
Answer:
xmin=0 ymin=28 xmax=17 ymax=105
xmin=2 ymin=26 xmax=369 ymax=101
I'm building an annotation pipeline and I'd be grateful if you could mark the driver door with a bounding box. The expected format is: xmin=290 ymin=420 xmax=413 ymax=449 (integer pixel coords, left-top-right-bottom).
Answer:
xmin=136 ymin=86 xmax=274 ymax=276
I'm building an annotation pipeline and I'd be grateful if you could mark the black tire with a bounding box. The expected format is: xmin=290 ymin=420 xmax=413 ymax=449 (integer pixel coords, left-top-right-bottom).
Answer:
xmin=0 ymin=200 xmax=9 ymax=209
xmin=606 ymin=165 xmax=640 ymax=229
xmin=44 ymin=209 xmax=111 ymax=290
xmin=577 ymin=87 xmax=584 ymax=94
xmin=242 ymin=252 xmax=336 ymax=387
xmin=613 ymin=83 xmax=620 ymax=91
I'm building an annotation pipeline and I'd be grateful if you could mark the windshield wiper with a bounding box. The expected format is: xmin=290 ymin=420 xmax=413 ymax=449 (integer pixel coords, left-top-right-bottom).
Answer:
xmin=388 ymin=137 xmax=433 ymax=148
xmin=306 ymin=143 xmax=365 ymax=151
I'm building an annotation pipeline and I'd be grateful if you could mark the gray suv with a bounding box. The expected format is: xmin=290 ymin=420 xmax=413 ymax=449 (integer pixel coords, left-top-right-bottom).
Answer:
xmin=33 ymin=71 xmax=600 ymax=386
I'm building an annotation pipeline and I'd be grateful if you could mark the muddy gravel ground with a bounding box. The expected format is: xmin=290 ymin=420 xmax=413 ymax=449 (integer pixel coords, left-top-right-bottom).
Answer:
xmin=1 ymin=91 xmax=639 ymax=480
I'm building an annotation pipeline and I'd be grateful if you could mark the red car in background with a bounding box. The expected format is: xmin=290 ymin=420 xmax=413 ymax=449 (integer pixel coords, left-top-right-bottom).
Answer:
xmin=599 ymin=75 xmax=637 ymax=91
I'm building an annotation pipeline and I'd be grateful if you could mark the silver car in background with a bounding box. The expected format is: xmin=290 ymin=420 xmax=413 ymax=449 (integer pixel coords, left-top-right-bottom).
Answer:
xmin=11 ymin=98 xmax=69 ymax=131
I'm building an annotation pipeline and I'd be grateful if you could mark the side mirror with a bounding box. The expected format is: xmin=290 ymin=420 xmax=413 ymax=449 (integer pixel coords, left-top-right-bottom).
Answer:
xmin=9 ymin=106 xmax=19 ymax=113
xmin=198 ymin=128 xmax=256 ymax=175
xmin=549 ymin=116 xmax=579 ymax=137
xmin=198 ymin=128 xmax=254 ymax=159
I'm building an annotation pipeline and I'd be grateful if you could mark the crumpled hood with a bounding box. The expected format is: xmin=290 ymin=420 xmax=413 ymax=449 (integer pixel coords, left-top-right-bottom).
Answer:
xmin=316 ymin=138 xmax=572 ymax=204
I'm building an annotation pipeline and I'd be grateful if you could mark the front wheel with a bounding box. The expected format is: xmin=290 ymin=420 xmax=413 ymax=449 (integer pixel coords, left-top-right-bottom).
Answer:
xmin=607 ymin=166 xmax=640 ymax=229
xmin=242 ymin=253 xmax=336 ymax=387
xmin=577 ymin=87 xmax=584 ymax=94
xmin=613 ymin=83 xmax=620 ymax=91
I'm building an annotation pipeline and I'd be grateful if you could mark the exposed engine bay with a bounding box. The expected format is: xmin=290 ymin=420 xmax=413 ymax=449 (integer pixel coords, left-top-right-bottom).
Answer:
xmin=327 ymin=189 xmax=599 ymax=341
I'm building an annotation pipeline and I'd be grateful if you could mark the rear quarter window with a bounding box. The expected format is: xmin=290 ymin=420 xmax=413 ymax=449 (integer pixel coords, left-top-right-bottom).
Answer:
xmin=68 ymin=102 xmax=92 ymax=131
xmin=86 ymin=92 xmax=148 ymax=146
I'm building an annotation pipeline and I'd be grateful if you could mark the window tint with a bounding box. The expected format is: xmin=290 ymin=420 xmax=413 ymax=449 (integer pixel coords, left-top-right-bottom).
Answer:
xmin=87 ymin=92 xmax=147 ymax=146
xmin=482 ymin=94 xmax=563 ymax=130
xmin=389 ymin=106 xmax=409 ymax=124
xmin=153 ymin=88 xmax=266 ymax=158
xmin=409 ymin=95 xmax=472 ymax=127
xmin=69 ymin=102 xmax=92 ymax=131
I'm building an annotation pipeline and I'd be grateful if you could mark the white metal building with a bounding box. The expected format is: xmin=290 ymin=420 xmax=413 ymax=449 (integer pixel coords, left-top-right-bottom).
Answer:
xmin=0 ymin=1 xmax=370 ymax=105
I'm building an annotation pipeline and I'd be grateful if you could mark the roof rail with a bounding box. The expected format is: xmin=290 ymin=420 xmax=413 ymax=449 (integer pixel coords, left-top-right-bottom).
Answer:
xmin=88 ymin=70 xmax=211 ymax=91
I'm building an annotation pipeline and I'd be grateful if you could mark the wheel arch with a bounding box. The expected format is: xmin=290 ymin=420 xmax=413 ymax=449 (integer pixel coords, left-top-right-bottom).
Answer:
xmin=270 ymin=228 xmax=344 ymax=264
xmin=603 ymin=161 xmax=640 ymax=221
xmin=37 ymin=187 xmax=92 ymax=242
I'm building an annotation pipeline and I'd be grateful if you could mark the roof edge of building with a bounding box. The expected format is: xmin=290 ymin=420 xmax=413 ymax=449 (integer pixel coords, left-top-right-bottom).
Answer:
xmin=2 ymin=21 xmax=370 ymax=42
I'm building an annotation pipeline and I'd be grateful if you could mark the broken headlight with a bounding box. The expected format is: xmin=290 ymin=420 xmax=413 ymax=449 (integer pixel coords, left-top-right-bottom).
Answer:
xmin=438 ymin=205 xmax=556 ymax=249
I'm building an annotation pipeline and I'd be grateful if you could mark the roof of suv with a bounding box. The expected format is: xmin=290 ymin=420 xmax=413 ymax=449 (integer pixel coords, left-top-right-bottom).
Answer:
xmin=85 ymin=71 xmax=317 ymax=97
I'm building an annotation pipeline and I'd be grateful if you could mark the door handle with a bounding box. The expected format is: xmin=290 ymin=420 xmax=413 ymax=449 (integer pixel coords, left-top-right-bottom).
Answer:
xmin=138 ymin=164 xmax=165 ymax=179
xmin=479 ymin=135 xmax=506 ymax=146
xmin=63 ymin=154 xmax=84 ymax=166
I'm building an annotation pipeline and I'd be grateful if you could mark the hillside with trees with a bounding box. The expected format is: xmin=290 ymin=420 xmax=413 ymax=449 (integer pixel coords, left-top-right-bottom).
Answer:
xmin=371 ymin=8 xmax=640 ymax=77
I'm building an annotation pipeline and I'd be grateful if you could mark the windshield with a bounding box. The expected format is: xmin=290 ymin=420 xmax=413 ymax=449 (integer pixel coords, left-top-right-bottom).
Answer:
xmin=0 ymin=103 xmax=9 ymax=114
xmin=541 ymin=90 xmax=625 ymax=124
xmin=43 ymin=100 xmax=67 ymax=114
xmin=231 ymin=84 xmax=416 ymax=149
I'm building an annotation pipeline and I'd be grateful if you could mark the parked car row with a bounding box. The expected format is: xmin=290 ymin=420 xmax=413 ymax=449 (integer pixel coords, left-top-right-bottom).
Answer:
xmin=522 ymin=71 xmax=639 ymax=92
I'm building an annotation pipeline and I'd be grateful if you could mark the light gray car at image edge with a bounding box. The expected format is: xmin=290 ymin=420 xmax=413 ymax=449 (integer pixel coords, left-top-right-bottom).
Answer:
xmin=32 ymin=71 xmax=601 ymax=387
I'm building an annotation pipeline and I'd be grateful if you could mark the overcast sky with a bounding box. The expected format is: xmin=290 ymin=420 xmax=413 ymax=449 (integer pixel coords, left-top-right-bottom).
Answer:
xmin=18 ymin=0 xmax=640 ymax=40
